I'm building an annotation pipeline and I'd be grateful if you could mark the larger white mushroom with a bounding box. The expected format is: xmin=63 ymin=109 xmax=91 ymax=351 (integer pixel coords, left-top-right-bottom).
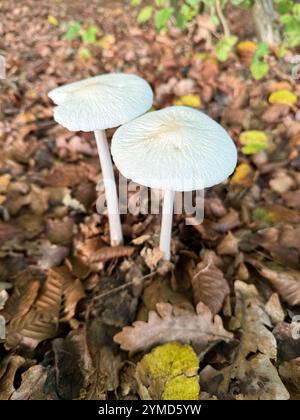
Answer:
xmin=48 ymin=73 xmax=153 ymax=246
xmin=111 ymin=106 xmax=237 ymax=260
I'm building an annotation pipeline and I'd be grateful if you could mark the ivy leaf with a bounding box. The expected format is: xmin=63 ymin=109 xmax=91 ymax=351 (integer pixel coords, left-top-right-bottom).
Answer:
xmin=155 ymin=7 xmax=174 ymax=31
xmin=137 ymin=6 xmax=153 ymax=23
xmin=215 ymin=36 xmax=238 ymax=62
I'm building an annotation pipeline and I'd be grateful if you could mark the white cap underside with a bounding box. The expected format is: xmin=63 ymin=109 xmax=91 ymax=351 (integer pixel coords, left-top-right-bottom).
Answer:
xmin=111 ymin=106 xmax=237 ymax=191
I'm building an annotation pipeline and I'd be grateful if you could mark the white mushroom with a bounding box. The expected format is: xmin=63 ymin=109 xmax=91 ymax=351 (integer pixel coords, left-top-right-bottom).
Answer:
xmin=48 ymin=73 xmax=153 ymax=246
xmin=112 ymin=106 xmax=237 ymax=260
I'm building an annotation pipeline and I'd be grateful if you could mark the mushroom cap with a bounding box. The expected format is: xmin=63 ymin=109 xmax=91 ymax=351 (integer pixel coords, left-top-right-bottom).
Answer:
xmin=111 ymin=106 xmax=237 ymax=191
xmin=48 ymin=73 xmax=153 ymax=132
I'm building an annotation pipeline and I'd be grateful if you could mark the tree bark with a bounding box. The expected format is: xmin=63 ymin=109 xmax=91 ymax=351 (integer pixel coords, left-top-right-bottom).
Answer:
xmin=252 ymin=0 xmax=281 ymax=46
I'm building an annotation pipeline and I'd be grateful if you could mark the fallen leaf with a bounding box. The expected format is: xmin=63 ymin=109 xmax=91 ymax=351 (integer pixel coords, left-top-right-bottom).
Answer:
xmin=269 ymin=171 xmax=294 ymax=194
xmin=135 ymin=342 xmax=199 ymax=400
xmin=212 ymin=208 xmax=241 ymax=233
xmin=240 ymin=130 xmax=269 ymax=154
xmin=273 ymin=322 xmax=300 ymax=362
xmin=173 ymin=94 xmax=201 ymax=108
xmin=256 ymin=225 xmax=300 ymax=269
xmin=279 ymin=358 xmax=300 ymax=400
xmin=5 ymin=266 xmax=84 ymax=349
xmin=269 ymin=90 xmax=297 ymax=107
xmin=47 ymin=15 xmax=58 ymax=26
xmin=11 ymin=365 xmax=48 ymax=400
xmin=249 ymin=259 xmax=300 ymax=306
xmin=190 ymin=253 xmax=229 ymax=315
xmin=217 ymin=231 xmax=239 ymax=256
xmin=265 ymin=293 xmax=285 ymax=325
xmin=114 ymin=302 xmax=233 ymax=355
xmin=90 ymin=246 xmax=135 ymax=263
xmin=140 ymin=247 xmax=163 ymax=270
xmin=201 ymin=281 xmax=289 ymax=400
xmin=230 ymin=163 xmax=254 ymax=188
xmin=0 ymin=355 xmax=25 ymax=400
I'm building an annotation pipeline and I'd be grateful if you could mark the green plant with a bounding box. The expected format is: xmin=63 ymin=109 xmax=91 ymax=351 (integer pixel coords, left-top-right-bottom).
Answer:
xmin=65 ymin=22 xmax=100 ymax=58
xmin=215 ymin=35 xmax=238 ymax=61
xmin=276 ymin=0 xmax=300 ymax=47
xmin=250 ymin=42 xmax=269 ymax=80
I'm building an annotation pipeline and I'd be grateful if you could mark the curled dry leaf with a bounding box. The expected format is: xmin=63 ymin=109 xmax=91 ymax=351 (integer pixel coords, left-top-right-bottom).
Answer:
xmin=114 ymin=301 xmax=233 ymax=355
xmin=279 ymin=358 xmax=300 ymax=400
xmin=217 ymin=231 xmax=240 ymax=256
xmin=90 ymin=246 xmax=135 ymax=263
xmin=0 ymin=355 xmax=25 ymax=400
xmin=201 ymin=281 xmax=289 ymax=400
xmin=190 ymin=253 xmax=230 ymax=315
xmin=256 ymin=225 xmax=300 ymax=269
xmin=249 ymin=259 xmax=300 ymax=306
xmin=10 ymin=365 xmax=48 ymax=400
xmin=212 ymin=209 xmax=241 ymax=233
xmin=265 ymin=293 xmax=285 ymax=325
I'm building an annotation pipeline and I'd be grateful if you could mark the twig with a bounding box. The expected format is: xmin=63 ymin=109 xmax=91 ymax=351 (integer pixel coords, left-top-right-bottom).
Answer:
xmin=215 ymin=0 xmax=230 ymax=37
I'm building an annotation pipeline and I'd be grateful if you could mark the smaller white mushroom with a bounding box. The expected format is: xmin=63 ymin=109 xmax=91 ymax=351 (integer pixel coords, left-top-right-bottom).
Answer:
xmin=48 ymin=73 xmax=153 ymax=246
xmin=112 ymin=106 xmax=237 ymax=260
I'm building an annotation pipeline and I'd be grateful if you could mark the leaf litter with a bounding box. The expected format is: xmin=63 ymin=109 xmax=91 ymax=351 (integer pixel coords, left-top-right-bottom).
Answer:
xmin=0 ymin=0 xmax=300 ymax=401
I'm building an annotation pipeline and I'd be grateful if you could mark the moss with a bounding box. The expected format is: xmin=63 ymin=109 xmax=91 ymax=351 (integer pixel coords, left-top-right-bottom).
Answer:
xmin=163 ymin=375 xmax=200 ymax=400
xmin=136 ymin=342 xmax=200 ymax=400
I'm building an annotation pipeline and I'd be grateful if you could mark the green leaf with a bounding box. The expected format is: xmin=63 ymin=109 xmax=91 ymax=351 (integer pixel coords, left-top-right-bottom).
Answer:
xmin=215 ymin=36 xmax=238 ymax=62
xmin=250 ymin=60 xmax=269 ymax=80
xmin=137 ymin=6 xmax=153 ymax=23
xmin=240 ymin=130 xmax=269 ymax=154
xmin=155 ymin=8 xmax=174 ymax=31
xmin=81 ymin=25 xmax=98 ymax=44
xmin=155 ymin=0 xmax=169 ymax=6
xmin=186 ymin=0 xmax=202 ymax=6
xmin=131 ymin=0 xmax=142 ymax=5
xmin=65 ymin=22 xmax=81 ymax=41
xmin=176 ymin=12 xmax=188 ymax=29
xmin=253 ymin=42 xmax=269 ymax=59
xmin=210 ymin=15 xmax=220 ymax=26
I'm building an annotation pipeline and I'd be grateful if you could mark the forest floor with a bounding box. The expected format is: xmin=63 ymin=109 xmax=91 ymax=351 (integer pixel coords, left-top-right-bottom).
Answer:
xmin=0 ymin=0 xmax=300 ymax=400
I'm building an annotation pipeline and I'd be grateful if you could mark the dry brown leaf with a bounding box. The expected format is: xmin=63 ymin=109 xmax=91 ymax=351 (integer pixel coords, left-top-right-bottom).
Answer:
xmin=114 ymin=302 xmax=233 ymax=355
xmin=249 ymin=259 xmax=300 ymax=306
xmin=0 ymin=355 xmax=25 ymax=400
xmin=256 ymin=225 xmax=300 ymax=269
xmin=190 ymin=253 xmax=229 ymax=315
xmin=90 ymin=246 xmax=135 ymax=263
xmin=265 ymin=293 xmax=285 ymax=325
xmin=212 ymin=209 xmax=241 ymax=233
xmin=10 ymin=365 xmax=48 ymax=400
xmin=140 ymin=247 xmax=164 ymax=270
xmin=5 ymin=266 xmax=85 ymax=349
xmin=1 ymin=267 xmax=43 ymax=322
xmin=0 ymin=222 xmax=24 ymax=245
xmin=279 ymin=358 xmax=300 ymax=400
xmin=201 ymin=281 xmax=289 ymax=400
xmin=217 ymin=231 xmax=240 ymax=256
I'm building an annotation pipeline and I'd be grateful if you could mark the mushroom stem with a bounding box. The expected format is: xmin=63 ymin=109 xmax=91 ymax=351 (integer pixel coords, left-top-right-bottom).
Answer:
xmin=159 ymin=189 xmax=175 ymax=261
xmin=94 ymin=129 xmax=123 ymax=246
